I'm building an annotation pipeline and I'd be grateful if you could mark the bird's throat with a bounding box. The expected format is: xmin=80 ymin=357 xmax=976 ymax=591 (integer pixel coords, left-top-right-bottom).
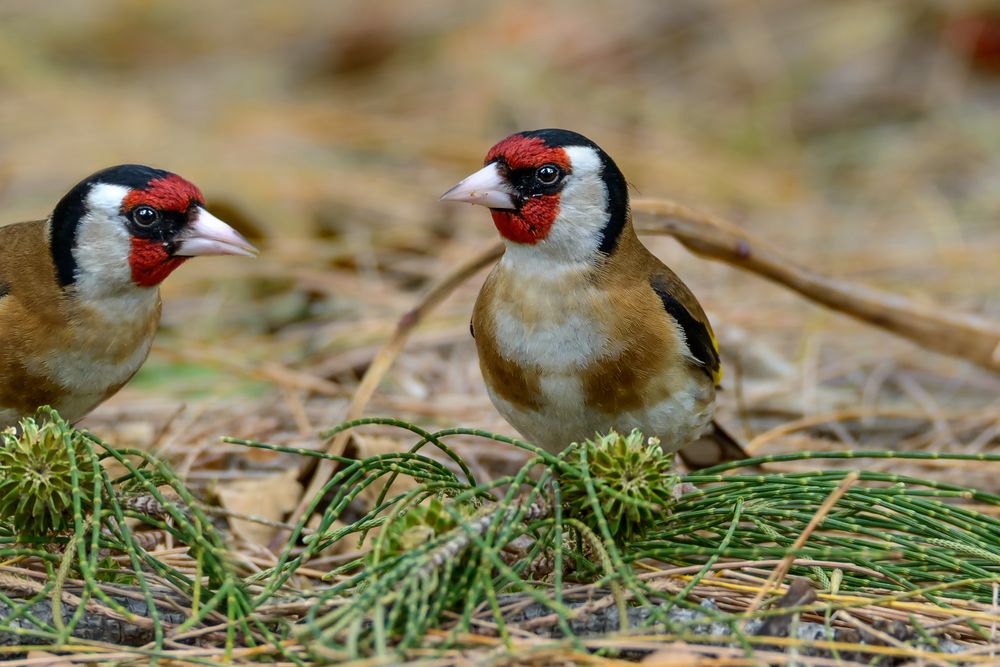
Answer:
xmin=128 ymin=238 xmax=187 ymax=287
xmin=490 ymin=195 xmax=559 ymax=244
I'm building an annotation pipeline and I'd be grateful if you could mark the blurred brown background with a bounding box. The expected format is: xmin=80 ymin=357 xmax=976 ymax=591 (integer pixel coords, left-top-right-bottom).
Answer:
xmin=1 ymin=1 xmax=998 ymax=491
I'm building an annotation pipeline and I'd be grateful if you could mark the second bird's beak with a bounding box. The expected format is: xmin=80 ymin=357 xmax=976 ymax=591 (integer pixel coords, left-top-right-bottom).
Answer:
xmin=175 ymin=208 xmax=258 ymax=258
xmin=439 ymin=162 xmax=517 ymax=210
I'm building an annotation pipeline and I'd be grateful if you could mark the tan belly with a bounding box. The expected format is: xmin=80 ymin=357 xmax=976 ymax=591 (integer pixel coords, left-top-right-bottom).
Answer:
xmin=474 ymin=268 xmax=716 ymax=454
xmin=486 ymin=370 xmax=715 ymax=454
xmin=0 ymin=291 xmax=159 ymax=428
xmin=0 ymin=335 xmax=154 ymax=427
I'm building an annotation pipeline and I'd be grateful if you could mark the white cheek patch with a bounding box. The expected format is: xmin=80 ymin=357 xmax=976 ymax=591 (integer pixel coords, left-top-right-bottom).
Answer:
xmin=72 ymin=184 xmax=135 ymax=298
xmin=68 ymin=182 xmax=161 ymax=326
xmin=540 ymin=146 xmax=608 ymax=260
xmin=86 ymin=182 xmax=130 ymax=212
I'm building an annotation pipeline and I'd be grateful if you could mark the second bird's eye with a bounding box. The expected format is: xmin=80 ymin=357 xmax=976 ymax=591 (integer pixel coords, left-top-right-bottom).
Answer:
xmin=535 ymin=164 xmax=561 ymax=185
xmin=131 ymin=206 xmax=160 ymax=227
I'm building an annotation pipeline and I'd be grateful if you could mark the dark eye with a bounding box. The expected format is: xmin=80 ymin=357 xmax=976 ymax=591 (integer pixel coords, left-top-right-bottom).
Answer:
xmin=131 ymin=206 xmax=160 ymax=227
xmin=535 ymin=164 xmax=561 ymax=185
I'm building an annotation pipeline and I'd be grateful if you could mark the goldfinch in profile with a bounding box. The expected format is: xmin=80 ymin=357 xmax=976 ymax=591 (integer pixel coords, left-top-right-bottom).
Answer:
xmin=0 ymin=165 xmax=257 ymax=427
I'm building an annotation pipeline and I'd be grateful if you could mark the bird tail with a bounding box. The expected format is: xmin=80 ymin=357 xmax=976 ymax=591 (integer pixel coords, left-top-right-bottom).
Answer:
xmin=677 ymin=420 xmax=750 ymax=470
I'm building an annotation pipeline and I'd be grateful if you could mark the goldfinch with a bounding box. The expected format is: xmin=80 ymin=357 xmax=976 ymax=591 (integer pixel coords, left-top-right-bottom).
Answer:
xmin=441 ymin=129 xmax=747 ymax=468
xmin=0 ymin=164 xmax=257 ymax=427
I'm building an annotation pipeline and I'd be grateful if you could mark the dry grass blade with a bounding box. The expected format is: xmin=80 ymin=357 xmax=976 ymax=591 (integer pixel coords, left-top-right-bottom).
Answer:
xmin=285 ymin=242 xmax=504 ymax=534
xmin=634 ymin=198 xmax=1000 ymax=373
xmin=741 ymin=470 xmax=860 ymax=620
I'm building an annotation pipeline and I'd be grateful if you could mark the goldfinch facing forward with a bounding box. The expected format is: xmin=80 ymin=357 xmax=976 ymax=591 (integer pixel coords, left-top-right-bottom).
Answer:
xmin=0 ymin=165 xmax=257 ymax=427
xmin=441 ymin=129 xmax=746 ymax=468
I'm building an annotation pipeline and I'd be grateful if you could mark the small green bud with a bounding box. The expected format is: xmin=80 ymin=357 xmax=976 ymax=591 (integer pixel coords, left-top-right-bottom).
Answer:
xmin=560 ymin=429 xmax=678 ymax=545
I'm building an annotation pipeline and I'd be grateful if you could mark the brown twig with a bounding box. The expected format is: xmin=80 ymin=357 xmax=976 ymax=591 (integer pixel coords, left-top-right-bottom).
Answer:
xmin=633 ymin=198 xmax=1000 ymax=373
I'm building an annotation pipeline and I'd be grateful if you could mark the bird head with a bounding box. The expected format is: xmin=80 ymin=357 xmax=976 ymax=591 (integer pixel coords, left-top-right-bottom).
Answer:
xmin=441 ymin=129 xmax=629 ymax=263
xmin=48 ymin=164 xmax=257 ymax=293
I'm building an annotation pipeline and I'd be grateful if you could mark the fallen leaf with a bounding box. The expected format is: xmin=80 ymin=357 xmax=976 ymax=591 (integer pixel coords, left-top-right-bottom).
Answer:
xmin=217 ymin=468 xmax=302 ymax=546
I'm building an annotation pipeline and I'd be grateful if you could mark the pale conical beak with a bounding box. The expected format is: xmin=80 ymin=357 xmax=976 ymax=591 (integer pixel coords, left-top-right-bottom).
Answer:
xmin=174 ymin=208 xmax=258 ymax=258
xmin=439 ymin=162 xmax=517 ymax=210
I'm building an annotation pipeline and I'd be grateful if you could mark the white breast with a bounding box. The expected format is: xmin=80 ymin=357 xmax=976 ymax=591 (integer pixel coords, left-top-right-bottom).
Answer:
xmin=482 ymin=265 xmax=714 ymax=454
xmin=492 ymin=310 xmax=608 ymax=371
xmin=489 ymin=264 xmax=615 ymax=372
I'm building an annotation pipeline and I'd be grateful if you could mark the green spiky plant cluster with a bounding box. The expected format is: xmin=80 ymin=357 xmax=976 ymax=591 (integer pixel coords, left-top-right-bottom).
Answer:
xmin=0 ymin=409 xmax=279 ymax=662
xmin=0 ymin=407 xmax=97 ymax=535
xmin=561 ymin=429 xmax=679 ymax=545
xmin=275 ymin=419 xmax=1000 ymax=662
xmin=2 ymin=413 xmax=1000 ymax=664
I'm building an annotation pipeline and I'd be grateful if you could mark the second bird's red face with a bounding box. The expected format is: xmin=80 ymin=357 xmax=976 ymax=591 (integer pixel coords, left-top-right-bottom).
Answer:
xmin=441 ymin=129 xmax=630 ymax=262
xmin=482 ymin=135 xmax=571 ymax=244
